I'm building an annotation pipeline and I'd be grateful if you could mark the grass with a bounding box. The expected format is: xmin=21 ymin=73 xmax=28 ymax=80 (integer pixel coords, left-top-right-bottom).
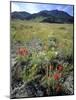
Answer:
xmin=11 ymin=19 xmax=73 ymax=42
xmin=11 ymin=19 xmax=74 ymax=96
xmin=11 ymin=19 xmax=73 ymax=58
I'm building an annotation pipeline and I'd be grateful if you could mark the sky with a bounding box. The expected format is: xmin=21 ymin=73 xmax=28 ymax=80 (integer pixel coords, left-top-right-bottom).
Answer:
xmin=11 ymin=2 xmax=74 ymax=16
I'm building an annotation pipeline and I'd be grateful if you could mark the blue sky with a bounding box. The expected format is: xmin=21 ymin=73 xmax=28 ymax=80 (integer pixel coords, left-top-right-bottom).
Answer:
xmin=11 ymin=2 xmax=73 ymax=16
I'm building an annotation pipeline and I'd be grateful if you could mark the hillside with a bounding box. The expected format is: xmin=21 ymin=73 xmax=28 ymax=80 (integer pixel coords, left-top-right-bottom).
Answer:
xmin=11 ymin=11 xmax=31 ymax=20
xmin=11 ymin=10 xmax=74 ymax=23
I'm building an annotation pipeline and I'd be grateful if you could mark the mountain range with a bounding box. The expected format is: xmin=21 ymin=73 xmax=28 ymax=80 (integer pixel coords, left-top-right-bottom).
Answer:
xmin=11 ymin=10 xmax=74 ymax=23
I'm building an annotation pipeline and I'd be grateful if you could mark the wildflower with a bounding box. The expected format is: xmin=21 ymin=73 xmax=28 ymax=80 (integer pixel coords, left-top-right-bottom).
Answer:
xmin=53 ymin=73 xmax=60 ymax=80
xmin=55 ymin=51 xmax=58 ymax=55
xmin=17 ymin=47 xmax=28 ymax=56
xmin=57 ymin=64 xmax=63 ymax=72
xmin=39 ymin=51 xmax=46 ymax=56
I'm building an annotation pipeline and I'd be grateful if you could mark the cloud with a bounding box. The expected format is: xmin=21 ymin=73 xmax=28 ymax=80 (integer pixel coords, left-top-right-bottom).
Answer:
xmin=62 ymin=6 xmax=73 ymax=16
xmin=20 ymin=3 xmax=40 ymax=14
xmin=11 ymin=2 xmax=21 ymax=12
xmin=11 ymin=2 xmax=73 ymax=16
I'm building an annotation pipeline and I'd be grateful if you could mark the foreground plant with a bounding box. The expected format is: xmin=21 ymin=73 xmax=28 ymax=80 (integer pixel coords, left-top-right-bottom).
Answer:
xmin=46 ymin=63 xmax=64 ymax=95
xmin=17 ymin=47 xmax=28 ymax=56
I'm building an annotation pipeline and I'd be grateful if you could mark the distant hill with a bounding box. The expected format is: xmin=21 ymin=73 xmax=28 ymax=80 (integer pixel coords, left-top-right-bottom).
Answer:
xmin=11 ymin=11 xmax=31 ymax=20
xmin=11 ymin=10 xmax=74 ymax=23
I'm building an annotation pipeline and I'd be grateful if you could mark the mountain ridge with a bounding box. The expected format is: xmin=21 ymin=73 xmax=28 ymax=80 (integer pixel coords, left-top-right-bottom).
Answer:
xmin=11 ymin=10 xmax=74 ymax=23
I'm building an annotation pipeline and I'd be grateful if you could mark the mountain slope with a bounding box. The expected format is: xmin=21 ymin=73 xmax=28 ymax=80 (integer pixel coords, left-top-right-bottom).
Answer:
xmin=11 ymin=10 xmax=74 ymax=23
xmin=11 ymin=11 xmax=31 ymax=20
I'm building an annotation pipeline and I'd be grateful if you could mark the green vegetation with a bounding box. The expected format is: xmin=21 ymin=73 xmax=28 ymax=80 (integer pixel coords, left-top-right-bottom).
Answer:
xmin=11 ymin=19 xmax=74 ymax=96
xmin=11 ymin=20 xmax=73 ymax=41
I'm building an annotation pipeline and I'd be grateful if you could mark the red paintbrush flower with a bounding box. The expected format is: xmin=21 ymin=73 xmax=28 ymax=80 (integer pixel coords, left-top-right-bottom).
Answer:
xmin=57 ymin=64 xmax=63 ymax=72
xmin=53 ymin=73 xmax=60 ymax=80
xmin=17 ymin=48 xmax=28 ymax=56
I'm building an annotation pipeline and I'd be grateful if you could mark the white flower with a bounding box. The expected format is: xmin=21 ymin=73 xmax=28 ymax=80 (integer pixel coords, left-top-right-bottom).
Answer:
xmin=55 ymin=51 xmax=58 ymax=55
xmin=39 ymin=51 xmax=46 ymax=56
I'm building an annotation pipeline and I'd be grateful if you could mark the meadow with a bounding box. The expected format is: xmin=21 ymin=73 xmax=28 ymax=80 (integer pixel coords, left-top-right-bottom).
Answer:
xmin=11 ymin=20 xmax=74 ymax=98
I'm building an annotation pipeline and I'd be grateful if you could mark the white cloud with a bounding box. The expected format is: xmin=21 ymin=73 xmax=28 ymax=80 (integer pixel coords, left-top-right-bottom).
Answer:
xmin=11 ymin=2 xmax=40 ymax=13
xmin=22 ymin=3 xmax=40 ymax=14
xmin=56 ymin=6 xmax=63 ymax=10
xmin=63 ymin=6 xmax=70 ymax=11
xmin=11 ymin=2 xmax=73 ymax=16
xmin=11 ymin=3 xmax=21 ymax=12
